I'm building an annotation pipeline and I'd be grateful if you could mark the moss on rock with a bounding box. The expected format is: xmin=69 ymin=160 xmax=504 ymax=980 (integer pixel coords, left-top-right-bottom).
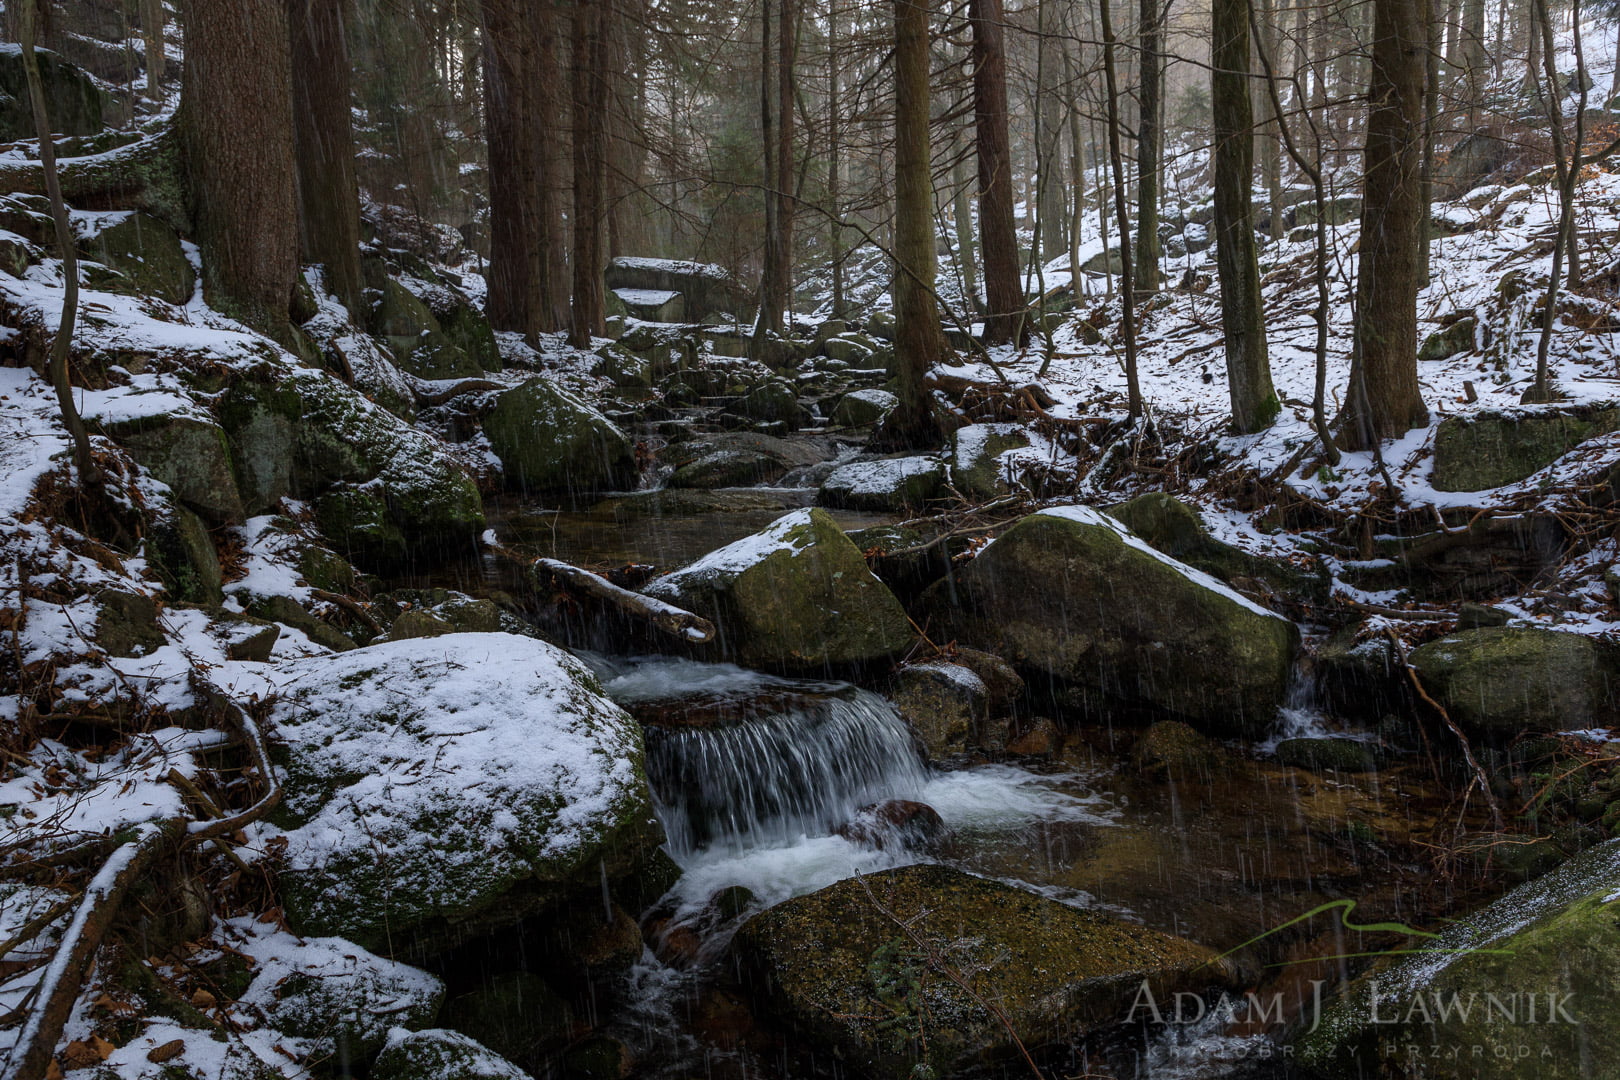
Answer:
xmin=643 ymin=508 xmax=913 ymax=671
xmin=1432 ymin=405 xmax=1620 ymax=492
xmin=1409 ymin=627 xmax=1619 ymax=736
xmin=483 ymin=377 xmax=637 ymax=496
xmin=730 ymin=864 xmax=1230 ymax=1080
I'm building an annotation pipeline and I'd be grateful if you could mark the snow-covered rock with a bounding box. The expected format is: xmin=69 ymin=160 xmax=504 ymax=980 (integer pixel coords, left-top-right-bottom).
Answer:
xmin=923 ymin=505 xmax=1299 ymax=734
xmin=482 ymin=376 xmax=637 ymax=496
xmin=266 ymin=633 xmax=659 ymax=954
xmin=643 ymin=507 xmax=913 ymax=670
xmin=818 ymin=455 xmax=944 ymax=512
xmin=371 ymin=1028 xmax=529 ymax=1080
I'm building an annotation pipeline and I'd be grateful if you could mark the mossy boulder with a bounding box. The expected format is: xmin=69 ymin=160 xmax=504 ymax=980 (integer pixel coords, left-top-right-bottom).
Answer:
xmin=888 ymin=661 xmax=990 ymax=759
xmin=79 ymin=213 xmax=194 ymax=305
xmin=818 ymin=455 xmax=945 ymax=512
xmin=730 ymin=864 xmax=1231 ymax=1080
xmin=1418 ymin=316 xmax=1478 ymax=362
xmin=828 ymin=387 xmax=896 ymax=427
xmin=235 ymin=931 xmax=444 ymax=1062
xmin=667 ymin=449 xmax=784 ymax=489
xmin=103 ymin=413 xmax=245 ymax=525
xmin=925 ymin=506 xmax=1299 ymax=734
xmin=220 ymin=367 xmax=484 ymax=554
xmin=146 ymin=501 xmax=222 ymax=608
xmin=364 ymin=270 xmax=482 ymax=381
xmin=643 ymin=507 xmax=913 ymax=671
xmin=244 ymin=593 xmax=357 ymax=653
xmin=1409 ymin=627 xmax=1619 ymax=736
xmin=1131 ymin=720 xmax=1228 ymax=780
xmin=1432 ymin=405 xmax=1620 ymax=491
xmin=441 ymin=972 xmax=575 ymax=1065
xmin=268 ymin=633 xmax=659 ymax=956
xmin=951 ymin=422 xmax=1035 ymax=501
xmin=1274 ymin=737 xmax=1380 ymax=773
xmin=96 ymin=590 xmax=165 ymax=658
xmin=735 ymin=378 xmax=805 ymax=427
xmin=0 ymin=46 xmax=105 ymax=141
xmin=1298 ymin=839 xmax=1620 ymax=1078
xmin=372 ymin=1029 xmax=529 ymax=1080
xmin=483 ymin=377 xmax=638 ymax=496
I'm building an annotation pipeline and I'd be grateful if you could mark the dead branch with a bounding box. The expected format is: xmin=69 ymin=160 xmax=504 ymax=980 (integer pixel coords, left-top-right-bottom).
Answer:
xmin=309 ymin=588 xmax=381 ymax=635
xmin=534 ymin=558 xmax=716 ymax=643
xmin=5 ymin=817 xmax=183 ymax=1080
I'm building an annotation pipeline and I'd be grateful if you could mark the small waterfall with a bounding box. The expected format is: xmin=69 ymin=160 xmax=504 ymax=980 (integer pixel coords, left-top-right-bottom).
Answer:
xmin=646 ymin=687 xmax=930 ymax=857
xmin=584 ymin=655 xmax=931 ymax=858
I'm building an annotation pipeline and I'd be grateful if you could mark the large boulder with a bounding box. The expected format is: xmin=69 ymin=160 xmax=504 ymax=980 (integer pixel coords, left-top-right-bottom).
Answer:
xmin=364 ymin=270 xmax=483 ymax=381
xmin=267 ymin=633 xmax=660 ymax=955
xmin=663 ymin=432 xmax=829 ymax=489
xmin=233 ymin=926 xmax=445 ymax=1062
xmin=642 ymin=507 xmax=913 ymax=671
xmin=219 ymin=369 xmax=485 ymax=565
xmin=731 ymin=864 xmax=1230 ymax=1080
xmin=0 ymin=46 xmax=105 ymax=141
xmin=926 ymin=505 xmax=1299 ymax=733
xmin=482 ymin=377 xmax=638 ymax=496
xmin=1299 ymin=839 xmax=1620 ymax=1078
xmin=1409 ymin=627 xmax=1619 ymax=736
xmin=818 ymin=455 xmax=945 ymax=512
xmin=887 ymin=661 xmax=989 ymax=759
xmin=99 ymin=410 xmax=245 ymax=525
xmin=79 ymin=213 xmax=195 ymax=305
xmin=604 ymin=256 xmax=751 ymax=318
xmin=1432 ymin=405 xmax=1620 ymax=492
xmin=371 ymin=1029 xmax=529 ymax=1080
xmin=828 ymin=387 xmax=896 ymax=428
xmin=951 ymin=422 xmax=1037 ymax=501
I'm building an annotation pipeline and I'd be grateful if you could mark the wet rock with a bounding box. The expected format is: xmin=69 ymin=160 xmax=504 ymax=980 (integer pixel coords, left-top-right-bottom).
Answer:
xmin=925 ymin=506 xmax=1299 ymax=735
xmin=1299 ymin=839 xmax=1620 ymax=1078
xmin=837 ymin=800 xmax=946 ymax=852
xmin=730 ymin=864 xmax=1231 ymax=1080
xmin=735 ymin=378 xmax=805 ymax=427
xmin=1432 ymin=404 xmax=1620 ymax=491
xmin=483 ymin=377 xmax=638 ymax=497
xmin=441 ymin=972 xmax=576 ymax=1064
xmin=643 ymin=508 xmax=913 ymax=671
xmin=888 ymin=660 xmax=989 ymax=759
xmin=372 ymin=1028 xmax=530 ymax=1080
xmin=0 ymin=47 xmax=105 ymax=141
xmin=1456 ymin=601 xmax=1510 ymax=629
xmin=668 ymin=448 xmax=785 ymax=489
xmin=269 ymin=634 xmax=659 ymax=955
xmin=1409 ymin=627 xmax=1620 ymax=736
xmin=946 ymin=647 xmax=1025 ymax=711
xmin=818 ymin=455 xmax=945 ymax=512
xmin=1274 ymin=737 xmax=1380 ymax=773
xmin=1005 ymin=716 xmax=1063 ymax=757
xmin=1131 ymin=720 xmax=1226 ymax=779
xmin=563 ymin=1036 xmax=636 ymax=1080
xmin=1316 ymin=621 xmax=1407 ymax=719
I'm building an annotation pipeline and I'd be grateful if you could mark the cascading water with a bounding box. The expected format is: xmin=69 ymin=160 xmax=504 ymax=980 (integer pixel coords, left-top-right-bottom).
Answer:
xmin=644 ymin=688 xmax=931 ymax=856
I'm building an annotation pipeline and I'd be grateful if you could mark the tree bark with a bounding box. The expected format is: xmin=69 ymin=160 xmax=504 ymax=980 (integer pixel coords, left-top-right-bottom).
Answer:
xmin=179 ymin=0 xmax=299 ymax=338
xmin=1212 ymin=0 xmax=1277 ymax=432
xmin=141 ymin=0 xmax=165 ymax=95
xmin=1340 ymin=0 xmax=1430 ymax=448
xmin=884 ymin=0 xmax=950 ymax=448
xmin=1100 ymin=0 xmax=1143 ymax=420
xmin=1134 ymin=0 xmax=1163 ymax=295
xmin=1035 ymin=0 xmax=1067 ymax=265
xmin=570 ymin=0 xmax=610 ymax=348
xmin=752 ymin=0 xmax=796 ymax=353
xmin=970 ymin=0 xmax=1026 ymax=346
xmin=287 ymin=0 xmax=364 ymax=315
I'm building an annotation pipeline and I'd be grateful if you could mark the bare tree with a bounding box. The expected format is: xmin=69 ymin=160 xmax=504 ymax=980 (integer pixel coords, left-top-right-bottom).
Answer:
xmin=970 ymin=0 xmax=1027 ymax=346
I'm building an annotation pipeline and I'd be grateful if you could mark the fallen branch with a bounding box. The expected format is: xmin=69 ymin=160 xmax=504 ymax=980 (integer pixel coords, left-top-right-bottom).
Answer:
xmin=413 ymin=377 xmax=505 ymax=408
xmin=5 ymin=817 xmax=184 ymax=1080
xmin=186 ymin=702 xmax=282 ymax=843
xmin=0 ymin=894 xmax=79 ymax=964
xmin=534 ymin=558 xmax=715 ymax=643
xmin=310 ymin=588 xmax=381 ymax=636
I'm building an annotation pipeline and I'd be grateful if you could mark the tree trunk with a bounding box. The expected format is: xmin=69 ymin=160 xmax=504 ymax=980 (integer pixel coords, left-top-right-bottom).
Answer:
xmin=1036 ymin=0 xmax=1067 ymax=265
xmin=1341 ymin=0 xmax=1429 ymax=448
xmin=1100 ymin=0 xmax=1143 ymax=419
xmin=1419 ymin=0 xmax=1440 ymax=287
xmin=483 ymin=0 xmax=545 ymax=340
xmin=607 ymin=0 xmax=649 ymax=259
xmin=884 ymin=0 xmax=949 ymax=448
xmin=570 ymin=0 xmax=610 ymax=348
xmin=1133 ymin=0 xmax=1162 ymax=295
xmin=179 ymin=0 xmax=299 ymax=338
xmin=1212 ymin=0 xmax=1277 ymax=432
xmin=753 ymin=0 xmax=796 ymax=353
xmin=827 ymin=0 xmax=847 ymax=320
xmin=142 ymin=0 xmax=165 ymax=94
xmin=952 ymin=124 xmax=981 ymax=312
xmin=969 ymin=0 xmax=1025 ymax=346
xmin=1256 ymin=0 xmax=1285 ymax=242
xmin=287 ymin=0 xmax=364 ymax=315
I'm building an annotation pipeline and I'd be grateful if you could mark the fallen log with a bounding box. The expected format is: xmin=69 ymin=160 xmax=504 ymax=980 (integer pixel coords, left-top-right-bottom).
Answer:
xmin=533 ymin=558 xmax=715 ymax=643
